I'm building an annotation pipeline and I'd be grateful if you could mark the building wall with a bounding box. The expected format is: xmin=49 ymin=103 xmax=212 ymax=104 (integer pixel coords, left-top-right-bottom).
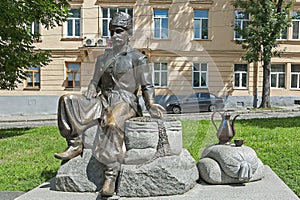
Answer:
xmin=1 ymin=0 xmax=300 ymax=116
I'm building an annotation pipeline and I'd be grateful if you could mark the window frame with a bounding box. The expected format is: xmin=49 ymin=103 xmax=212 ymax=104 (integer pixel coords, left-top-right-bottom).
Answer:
xmin=292 ymin=11 xmax=300 ymax=40
xmin=270 ymin=64 xmax=286 ymax=89
xmin=102 ymin=7 xmax=134 ymax=37
xmin=234 ymin=64 xmax=248 ymax=89
xmin=194 ymin=9 xmax=209 ymax=40
xmin=234 ymin=10 xmax=250 ymax=40
xmin=64 ymin=8 xmax=81 ymax=38
xmin=24 ymin=65 xmax=41 ymax=89
xmin=192 ymin=62 xmax=208 ymax=88
xmin=153 ymin=62 xmax=168 ymax=88
xmin=30 ymin=21 xmax=40 ymax=35
xmin=66 ymin=62 xmax=81 ymax=88
xmin=153 ymin=9 xmax=169 ymax=39
xmin=290 ymin=64 xmax=300 ymax=90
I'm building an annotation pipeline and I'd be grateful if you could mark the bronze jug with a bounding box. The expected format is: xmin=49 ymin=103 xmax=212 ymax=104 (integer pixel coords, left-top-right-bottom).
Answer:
xmin=211 ymin=112 xmax=239 ymax=144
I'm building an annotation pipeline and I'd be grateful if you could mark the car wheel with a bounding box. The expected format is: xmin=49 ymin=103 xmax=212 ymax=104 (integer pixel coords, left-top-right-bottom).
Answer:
xmin=208 ymin=105 xmax=216 ymax=112
xmin=172 ymin=106 xmax=181 ymax=114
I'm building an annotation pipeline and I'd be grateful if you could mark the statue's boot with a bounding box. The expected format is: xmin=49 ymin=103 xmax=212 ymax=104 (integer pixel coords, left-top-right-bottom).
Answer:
xmin=54 ymin=136 xmax=83 ymax=160
xmin=101 ymin=169 xmax=118 ymax=197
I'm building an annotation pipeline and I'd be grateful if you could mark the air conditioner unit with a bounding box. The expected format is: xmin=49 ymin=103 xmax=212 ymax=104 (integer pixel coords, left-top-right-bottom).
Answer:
xmin=96 ymin=37 xmax=108 ymax=47
xmin=84 ymin=38 xmax=95 ymax=47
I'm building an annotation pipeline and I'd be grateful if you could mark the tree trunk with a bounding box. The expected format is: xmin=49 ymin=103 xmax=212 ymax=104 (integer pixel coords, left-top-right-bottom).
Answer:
xmin=260 ymin=60 xmax=271 ymax=108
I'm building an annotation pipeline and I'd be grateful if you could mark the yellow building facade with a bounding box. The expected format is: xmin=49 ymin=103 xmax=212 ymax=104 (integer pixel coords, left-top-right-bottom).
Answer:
xmin=1 ymin=0 xmax=300 ymax=115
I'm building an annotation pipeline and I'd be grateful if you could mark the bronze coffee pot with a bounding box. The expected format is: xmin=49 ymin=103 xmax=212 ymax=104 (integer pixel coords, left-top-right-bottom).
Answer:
xmin=211 ymin=112 xmax=239 ymax=144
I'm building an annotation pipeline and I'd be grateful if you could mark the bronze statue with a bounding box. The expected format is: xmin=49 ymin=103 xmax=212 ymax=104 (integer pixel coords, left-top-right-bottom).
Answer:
xmin=54 ymin=12 xmax=164 ymax=197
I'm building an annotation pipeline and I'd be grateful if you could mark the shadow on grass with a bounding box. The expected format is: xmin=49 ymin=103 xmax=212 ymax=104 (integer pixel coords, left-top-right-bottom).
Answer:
xmin=41 ymin=169 xmax=58 ymax=182
xmin=238 ymin=117 xmax=300 ymax=129
xmin=0 ymin=128 xmax=31 ymax=139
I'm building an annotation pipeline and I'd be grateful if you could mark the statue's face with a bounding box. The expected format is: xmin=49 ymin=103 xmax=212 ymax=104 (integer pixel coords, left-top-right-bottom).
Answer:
xmin=110 ymin=26 xmax=129 ymax=48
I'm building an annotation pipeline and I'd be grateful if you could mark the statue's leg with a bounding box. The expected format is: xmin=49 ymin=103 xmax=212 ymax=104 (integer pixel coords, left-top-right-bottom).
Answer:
xmin=94 ymin=102 xmax=135 ymax=197
xmin=55 ymin=94 xmax=102 ymax=160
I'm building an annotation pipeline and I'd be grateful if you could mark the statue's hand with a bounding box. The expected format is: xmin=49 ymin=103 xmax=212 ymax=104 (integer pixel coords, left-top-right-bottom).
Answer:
xmin=83 ymin=84 xmax=97 ymax=100
xmin=148 ymin=104 xmax=165 ymax=119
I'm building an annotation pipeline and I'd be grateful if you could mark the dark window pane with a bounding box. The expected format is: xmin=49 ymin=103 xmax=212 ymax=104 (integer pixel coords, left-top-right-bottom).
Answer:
xmin=242 ymin=73 xmax=247 ymax=87
xmin=271 ymin=74 xmax=276 ymax=87
xmin=201 ymin=73 xmax=207 ymax=86
xmin=75 ymin=19 xmax=80 ymax=36
xmin=292 ymin=65 xmax=300 ymax=72
xmin=103 ymin=8 xmax=108 ymax=18
xmin=293 ymin=21 xmax=299 ymax=39
xmin=67 ymin=20 xmax=73 ymax=36
xmin=193 ymin=72 xmax=199 ymax=87
xmin=279 ymin=74 xmax=285 ymax=88
xmin=234 ymin=74 xmax=240 ymax=87
xmin=202 ymin=19 xmax=208 ymax=39
xmin=291 ymin=74 xmax=298 ymax=88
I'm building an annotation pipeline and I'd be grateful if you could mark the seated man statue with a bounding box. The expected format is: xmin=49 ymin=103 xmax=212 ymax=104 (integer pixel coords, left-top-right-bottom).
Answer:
xmin=54 ymin=12 xmax=164 ymax=197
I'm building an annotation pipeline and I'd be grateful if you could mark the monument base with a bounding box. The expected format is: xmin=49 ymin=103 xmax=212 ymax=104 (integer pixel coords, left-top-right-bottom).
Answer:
xmin=15 ymin=166 xmax=299 ymax=200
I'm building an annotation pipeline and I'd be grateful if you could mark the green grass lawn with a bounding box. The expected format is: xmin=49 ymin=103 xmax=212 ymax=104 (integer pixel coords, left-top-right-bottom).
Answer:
xmin=0 ymin=117 xmax=299 ymax=197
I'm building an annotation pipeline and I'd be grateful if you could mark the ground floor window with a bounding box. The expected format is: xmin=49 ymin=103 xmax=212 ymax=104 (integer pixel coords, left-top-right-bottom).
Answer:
xmin=291 ymin=64 xmax=300 ymax=89
xmin=66 ymin=62 xmax=81 ymax=88
xmin=234 ymin=64 xmax=247 ymax=89
xmin=192 ymin=62 xmax=208 ymax=88
xmin=271 ymin=64 xmax=285 ymax=88
xmin=25 ymin=65 xmax=40 ymax=89
xmin=153 ymin=62 xmax=168 ymax=87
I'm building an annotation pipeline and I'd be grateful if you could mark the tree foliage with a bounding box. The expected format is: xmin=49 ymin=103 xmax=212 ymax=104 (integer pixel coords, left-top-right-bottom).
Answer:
xmin=232 ymin=0 xmax=293 ymax=108
xmin=0 ymin=0 xmax=69 ymax=90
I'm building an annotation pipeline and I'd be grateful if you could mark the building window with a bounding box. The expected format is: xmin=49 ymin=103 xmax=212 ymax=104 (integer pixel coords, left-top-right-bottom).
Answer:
xmin=193 ymin=63 xmax=208 ymax=88
xmin=25 ymin=65 xmax=40 ymax=89
xmin=292 ymin=11 xmax=300 ymax=39
xmin=153 ymin=62 xmax=168 ymax=87
xmin=291 ymin=64 xmax=300 ymax=89
xmin=234 ymin=64 xmax=248 ymax=88
xmin=194 ymin=10 xmax=208 ymax=40
xmin=30 ymin=21 xmax=40 ymax=35
xmin=234 ymin=10 xmax=249 ymax=40
xmin=102 ymin=8 xmax=133 ymax=37
xmin=271 ymin=64 xmax=285 ymax=88
xmin=278 ymin=28 xmax=288 ymax=40
xmin=66 ymin=63 xmax=81 ymax=88
xmin=65 ymin=8 xmax=81 ymax=37
xmin=154 ymin=9 xmax=168 ymax=39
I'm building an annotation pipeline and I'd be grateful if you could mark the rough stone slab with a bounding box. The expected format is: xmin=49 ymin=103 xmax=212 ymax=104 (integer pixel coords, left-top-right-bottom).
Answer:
xmin=52 ymin=149 xmax=104 ymax=192
xmin=117 ymin=149 xmax=199 ymax=197
xmin=15 ymin=166 xmax=299 ymax=200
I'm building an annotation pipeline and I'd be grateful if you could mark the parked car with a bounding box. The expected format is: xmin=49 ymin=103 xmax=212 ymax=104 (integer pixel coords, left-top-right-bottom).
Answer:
xmin=165 ymin=92 xmax=225 ymax=114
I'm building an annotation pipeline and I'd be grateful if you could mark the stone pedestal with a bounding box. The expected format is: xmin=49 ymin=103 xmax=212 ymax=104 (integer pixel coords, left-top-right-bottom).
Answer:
xmin=52 ymin=124 xmax=104 ymax=192
xmin=117 ymin=149 xmax=199 ymax=197
xmin=53 ymin=118 xmax=199 ymax=197
xmin=197 ymin=144 xmax=264 ymax=184
xmin=52 ymin=149 xmax=104 ymax=192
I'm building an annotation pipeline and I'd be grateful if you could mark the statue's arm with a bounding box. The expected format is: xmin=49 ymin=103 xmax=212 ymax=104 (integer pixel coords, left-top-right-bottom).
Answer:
xmin=84 ymin=56 xmax=104 ymax=99
xmin=137 ymin=56 xmax=164 ymax=118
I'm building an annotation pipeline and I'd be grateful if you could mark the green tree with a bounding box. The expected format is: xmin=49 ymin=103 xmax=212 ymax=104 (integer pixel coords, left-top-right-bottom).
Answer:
xmin=0 ymin=0 xmax=69 ymax=90
xmin=233 ymin=0 xmax=293 ymax=108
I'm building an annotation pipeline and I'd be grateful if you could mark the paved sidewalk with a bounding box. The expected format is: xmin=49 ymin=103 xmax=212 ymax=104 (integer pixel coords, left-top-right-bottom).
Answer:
xmin=1 ymin=106 xmax=300 ymax=129
xmin=14 ymin=166 xmax=300 ymax=200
